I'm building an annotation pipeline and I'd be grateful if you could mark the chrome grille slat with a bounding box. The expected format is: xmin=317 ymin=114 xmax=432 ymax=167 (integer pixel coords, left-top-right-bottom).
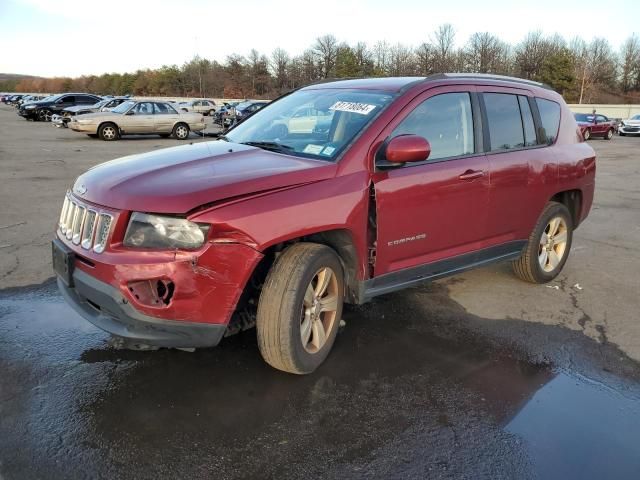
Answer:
xmin=58 ymin=192 xmax=114 ymax=254
xmin=65 ymin=202 xmax=77 ymax=239
xmin=72 ymin=206 xmax=86 ymax=245
xmin=81 ymin=210 xmax=97 ymax=250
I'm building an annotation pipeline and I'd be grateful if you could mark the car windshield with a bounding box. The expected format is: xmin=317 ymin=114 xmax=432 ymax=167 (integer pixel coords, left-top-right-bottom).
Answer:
xmin=631 ymin=114 xmax=640 ymax=120
xmin=225 ymin=88 xmax=396 ymax=161
xmin=574 ymin=113 xmax=594 ymax=122
xmin=111 ymin=100 xmax=136 ymax=114
xmin=92 ymin=99 xmax=110 ymax=108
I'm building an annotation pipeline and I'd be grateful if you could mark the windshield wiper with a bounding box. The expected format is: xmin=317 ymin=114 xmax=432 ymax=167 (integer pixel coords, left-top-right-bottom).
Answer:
xmin=217 ymin=134 xmax=229 ymax=142
xmin=240 ymin=141 xmax=294 ymax=153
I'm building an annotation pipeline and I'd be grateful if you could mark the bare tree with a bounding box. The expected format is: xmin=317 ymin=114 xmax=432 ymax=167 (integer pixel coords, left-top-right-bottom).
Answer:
xmin=270 ymin=48 xmax=290 ymax=93
xmin=415 ymin=42 xmax=432 ymax=75
xmin=464 ymin=32 xmax=510 ymax=74
xmin=372 ymin=40 xmax=391 ymax=75
xmin=313 ymin=35 xmax=339 ymax=77
xmin=619 ymin=35 xmax=640 ymax=92
xmin=388 ymin=43 xmax=415 ymax=76
xmin=430 ymin=24 xmax=457 ymax=72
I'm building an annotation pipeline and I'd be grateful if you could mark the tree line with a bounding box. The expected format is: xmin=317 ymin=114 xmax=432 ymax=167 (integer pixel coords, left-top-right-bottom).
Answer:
xmin=4 ymin=26 xmax=640 ymax=104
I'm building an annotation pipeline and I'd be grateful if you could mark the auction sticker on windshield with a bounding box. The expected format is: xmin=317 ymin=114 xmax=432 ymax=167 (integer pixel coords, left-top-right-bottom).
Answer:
xmin=329 ymin=101 xmax=376 ymax=115
xmin=303 ymin=144 xmax=324 ymax=155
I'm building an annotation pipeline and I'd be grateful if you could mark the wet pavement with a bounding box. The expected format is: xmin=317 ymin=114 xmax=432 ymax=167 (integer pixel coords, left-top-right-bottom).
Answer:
xmin=2 ymin=279 xmax=640 ymax=479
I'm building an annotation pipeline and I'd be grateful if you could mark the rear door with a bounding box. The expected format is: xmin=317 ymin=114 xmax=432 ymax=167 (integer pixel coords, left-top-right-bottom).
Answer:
xmin=372 ymin=86 xmax=491 ymax=275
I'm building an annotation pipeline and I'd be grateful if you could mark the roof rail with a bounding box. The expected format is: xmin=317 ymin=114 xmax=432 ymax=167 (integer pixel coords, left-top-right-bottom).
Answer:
xmin=426 ymin=73 xmax=553 ymax=90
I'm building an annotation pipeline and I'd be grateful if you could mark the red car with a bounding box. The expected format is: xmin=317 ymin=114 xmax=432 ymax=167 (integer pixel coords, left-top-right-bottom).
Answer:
xmin=574 ymin=112 xmax=617 ymax=140
xmin=53 ymin=74 xmax=596 ymax=374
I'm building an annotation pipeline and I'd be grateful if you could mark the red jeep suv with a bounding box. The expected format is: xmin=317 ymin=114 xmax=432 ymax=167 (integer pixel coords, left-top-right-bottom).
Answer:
xmin=52 ymin=75 xmax=596 ymax=374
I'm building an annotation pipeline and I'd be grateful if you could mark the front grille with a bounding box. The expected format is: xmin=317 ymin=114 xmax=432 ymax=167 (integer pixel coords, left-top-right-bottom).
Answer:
xmin=58 ymin=192 xmax=114 ymax=253
xmin=624 ymin=126 xmax=639 ymax=132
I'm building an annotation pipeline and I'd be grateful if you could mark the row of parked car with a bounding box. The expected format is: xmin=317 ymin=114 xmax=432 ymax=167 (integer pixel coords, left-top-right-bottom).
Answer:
xmin=573 ymin=111 xmax=640 ymax=139
xmin=1 ymin=92 xmax=272 ymax=141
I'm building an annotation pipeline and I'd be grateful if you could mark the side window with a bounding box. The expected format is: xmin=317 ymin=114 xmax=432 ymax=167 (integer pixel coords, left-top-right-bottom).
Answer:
xmin=61 ymin=95 xmax=75 ymax=104
xmin=518 ymin=96 xmax=537 ymax=147
xmin=391 ymin=92 xmax=474 ymax=161
xmin=484 ymin=93 xmax=524 ymax=150
xmin=535 ymin=98 xmax=561 ymax=145
xmin=154 ymin=102 xmax=176 ymax=114
xmin=133 ymin=102 xmax=153 ymax=114
xmin=596 ymin=115 xmax=607 ymax=123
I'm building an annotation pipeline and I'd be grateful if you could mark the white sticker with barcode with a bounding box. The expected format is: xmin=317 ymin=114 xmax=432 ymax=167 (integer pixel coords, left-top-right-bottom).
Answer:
xmin=329 ymin=101 xmax=376 ymax=115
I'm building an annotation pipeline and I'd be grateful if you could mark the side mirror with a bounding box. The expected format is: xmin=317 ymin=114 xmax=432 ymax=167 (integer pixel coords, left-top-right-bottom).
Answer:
xmin=126 ymin=110 xmax=135 ymax=115
xmin=383 ymin=135 xmax=431 ymax=164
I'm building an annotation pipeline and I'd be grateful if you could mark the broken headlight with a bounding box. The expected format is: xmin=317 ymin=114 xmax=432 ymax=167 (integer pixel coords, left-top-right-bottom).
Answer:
xmin=123 ymin=212 xmax=210 ymax=250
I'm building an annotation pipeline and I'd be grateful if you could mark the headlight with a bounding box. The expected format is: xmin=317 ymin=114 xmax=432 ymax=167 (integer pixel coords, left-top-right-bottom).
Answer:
xmin=123 ymin=212 xmax=209 ymax=249
xmin=76 ymin=119 xmax=93 ymax=124
xmin=24 ymin=104 xmax=36 ymax=109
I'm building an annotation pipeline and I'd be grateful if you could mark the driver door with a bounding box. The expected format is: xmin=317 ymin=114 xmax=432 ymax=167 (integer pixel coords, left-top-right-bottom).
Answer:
xmin=122 ymin=102 xmax=155 ymax=133
xmin=371 ymin=86 xmax=490 ymax=276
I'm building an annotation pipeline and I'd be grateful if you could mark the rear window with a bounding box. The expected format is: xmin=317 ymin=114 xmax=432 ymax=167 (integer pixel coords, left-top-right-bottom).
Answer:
xmin=536 ymin=98 xmax=561 ymax=145
xmin=484 ymin=93 xmax=525 ymax=151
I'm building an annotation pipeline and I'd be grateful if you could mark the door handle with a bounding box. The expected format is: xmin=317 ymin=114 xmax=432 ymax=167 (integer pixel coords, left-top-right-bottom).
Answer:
xmin=458 ymin=169 xmax=485 ymax=180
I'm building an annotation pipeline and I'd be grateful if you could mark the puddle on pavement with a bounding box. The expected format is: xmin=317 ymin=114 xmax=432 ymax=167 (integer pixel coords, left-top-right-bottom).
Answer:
xmin=1 ymin=282 xmax=640 ymax=479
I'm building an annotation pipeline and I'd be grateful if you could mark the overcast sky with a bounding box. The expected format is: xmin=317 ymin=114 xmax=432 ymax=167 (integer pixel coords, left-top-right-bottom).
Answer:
xmin=1 ymin=0 xmax=638 ymax=77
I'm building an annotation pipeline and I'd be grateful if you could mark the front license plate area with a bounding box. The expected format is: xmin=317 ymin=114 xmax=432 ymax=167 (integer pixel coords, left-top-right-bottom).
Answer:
xmin=52 ymin=239 xmax=75 ymax=287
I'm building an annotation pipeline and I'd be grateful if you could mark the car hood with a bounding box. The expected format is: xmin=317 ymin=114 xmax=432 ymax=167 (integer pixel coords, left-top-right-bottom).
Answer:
xmin=73 ymin=141 xmax=336 ymax=213
xmin=623 ymin=119 xmax=640 ymax=125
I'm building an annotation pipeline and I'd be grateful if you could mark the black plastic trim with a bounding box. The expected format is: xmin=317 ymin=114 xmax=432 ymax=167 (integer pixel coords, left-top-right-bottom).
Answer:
xmin=358 ymin=241 xmax=526 ymax=303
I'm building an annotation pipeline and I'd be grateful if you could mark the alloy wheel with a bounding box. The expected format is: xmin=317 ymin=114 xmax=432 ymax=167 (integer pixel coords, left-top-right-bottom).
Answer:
xmin=102 ymin=126 xmax=116 ymax=140
xmin=538 ymin=216 xmax=568 ymax=272
xmin=300 ymin=267 xmax=339 ymax=353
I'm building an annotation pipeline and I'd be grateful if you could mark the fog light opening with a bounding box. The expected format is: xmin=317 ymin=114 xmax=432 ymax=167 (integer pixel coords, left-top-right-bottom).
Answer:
xmin=156 ymin=280 xmax=175 ymax=305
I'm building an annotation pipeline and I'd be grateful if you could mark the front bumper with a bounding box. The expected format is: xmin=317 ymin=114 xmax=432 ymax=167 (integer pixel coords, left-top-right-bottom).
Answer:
xmin=18 ymin=109 xmax=37 ymax=119
xmin=58 ymin=268 xmax=227 ymax=348
xmin=69 ymin=121 xmax=98 ymax=134
xmin=619 ymin=125 xmax=640 ymax=135
xmin=53 ymin=228 xmax=264 ymax=348
xmin=52 ymin=114 xmax=70 ymax=128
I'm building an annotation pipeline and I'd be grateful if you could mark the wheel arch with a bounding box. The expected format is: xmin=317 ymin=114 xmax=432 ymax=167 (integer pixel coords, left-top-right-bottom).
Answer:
xmin=549 ymin=189 xmax=583 ymax=228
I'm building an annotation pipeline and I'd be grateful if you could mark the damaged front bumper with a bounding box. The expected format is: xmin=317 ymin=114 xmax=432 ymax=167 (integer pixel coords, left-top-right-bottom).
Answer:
xmin=54 ymin=234 xmax=264 ymax=348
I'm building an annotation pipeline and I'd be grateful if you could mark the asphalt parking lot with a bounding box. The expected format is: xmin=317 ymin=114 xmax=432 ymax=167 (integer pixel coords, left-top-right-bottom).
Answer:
xmin=1 ymin=104 xmax=640 ymax=479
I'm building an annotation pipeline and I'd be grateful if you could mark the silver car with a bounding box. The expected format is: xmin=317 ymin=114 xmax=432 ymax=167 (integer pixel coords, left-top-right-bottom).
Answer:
xmin=619 ymin=114 xmax=640 ymax=136
xmin=68 ymin=100 xmax=206 ymax=141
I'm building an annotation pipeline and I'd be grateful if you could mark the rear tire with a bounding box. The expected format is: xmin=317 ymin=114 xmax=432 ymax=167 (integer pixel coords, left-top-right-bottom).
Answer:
xmin=583 ymin=128 xmax=591 ymax=141
xmin=256 ymin=243 xmax=344 ymax=374
xmin=512 ymin=202 xmax=573 ymax=284
xmin=208 ymin=109 xmax=215 ymax=116
xmin=173 ymin=123 xmax=190 ymax=140
xmin=605 ymin=128 xmax=614 ymax=140
xmin=98 ymin=123 xmax=119 ymax=141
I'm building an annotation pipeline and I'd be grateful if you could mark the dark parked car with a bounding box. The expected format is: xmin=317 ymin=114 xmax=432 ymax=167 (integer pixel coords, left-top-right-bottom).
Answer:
xmin=574 ymin=112 xmax=617 ymax=140
xmin=19 ymin=93 xmax=102 ymax=121
xmin=53 ymin=74 xmax=595 ymax=374
xmin=222 ymin=100 xmax=270 ymax=127
xmin=52 ymin=97 xmax=131 ymax=128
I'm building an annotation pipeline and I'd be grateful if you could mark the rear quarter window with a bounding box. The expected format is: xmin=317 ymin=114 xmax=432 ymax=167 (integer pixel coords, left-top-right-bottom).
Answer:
xmin=535 ymin=98 xmax=561 ymax=145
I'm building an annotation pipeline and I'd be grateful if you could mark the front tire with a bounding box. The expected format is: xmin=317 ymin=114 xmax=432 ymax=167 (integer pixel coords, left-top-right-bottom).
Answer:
xmin=38 ymin=109 xmax=52 ymax=122
xmin=512 ymin=202 xmax=573 ymax=284
xmin=605 ymin=128 xmax=614 ymax=140
xmin=256 ymin=243 xmax=344 ymax=374
xmin=173 ymin=123 xmax=190 ymax=140
xmin=98 ymin=123 xmax=119 ymax=141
